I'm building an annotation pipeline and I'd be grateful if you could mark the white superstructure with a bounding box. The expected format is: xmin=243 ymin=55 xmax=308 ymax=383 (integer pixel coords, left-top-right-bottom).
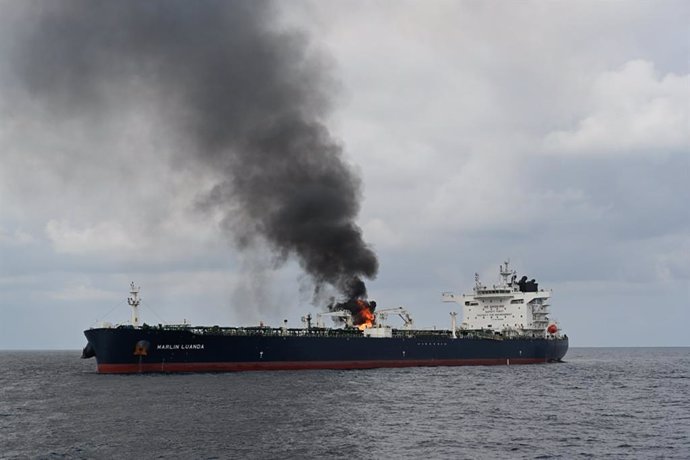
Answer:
xmin=442 ymin=261 xmax=560 ymax=337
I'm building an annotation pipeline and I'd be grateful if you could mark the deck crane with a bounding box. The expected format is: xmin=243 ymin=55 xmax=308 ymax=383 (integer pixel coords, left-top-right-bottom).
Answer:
xmin=315 ymin=310 xmax=353 ymax=328
xmin=374 ymin=307 xmax=414 ymax=330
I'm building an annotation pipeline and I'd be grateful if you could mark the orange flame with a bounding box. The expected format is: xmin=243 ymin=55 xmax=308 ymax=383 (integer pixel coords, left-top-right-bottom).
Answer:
xmin=355 ymin=299 xmax=375 ymax=330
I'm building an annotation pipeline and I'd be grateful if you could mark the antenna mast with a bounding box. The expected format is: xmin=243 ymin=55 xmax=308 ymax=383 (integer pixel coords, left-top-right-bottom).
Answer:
xmin=500 ymin=259 xmax=513 ymax=284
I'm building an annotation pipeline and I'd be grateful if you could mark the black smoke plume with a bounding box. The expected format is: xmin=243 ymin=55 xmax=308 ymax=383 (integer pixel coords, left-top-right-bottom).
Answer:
xmin=9 ymin=1 xmax=377 ymax=300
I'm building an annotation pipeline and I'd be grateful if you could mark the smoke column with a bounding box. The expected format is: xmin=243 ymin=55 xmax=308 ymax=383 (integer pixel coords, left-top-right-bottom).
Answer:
xmin=9 ymin=1 xmax=377 ymax=300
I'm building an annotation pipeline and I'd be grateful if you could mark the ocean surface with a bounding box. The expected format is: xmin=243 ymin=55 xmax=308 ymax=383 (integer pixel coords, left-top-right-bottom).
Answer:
xmin=1 ymin=348 xmax=688 ymax=459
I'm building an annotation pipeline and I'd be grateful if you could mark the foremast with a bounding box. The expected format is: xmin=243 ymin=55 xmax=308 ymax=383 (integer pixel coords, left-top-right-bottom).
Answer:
xmin=127 ymin=282 xmax=141 ymax=328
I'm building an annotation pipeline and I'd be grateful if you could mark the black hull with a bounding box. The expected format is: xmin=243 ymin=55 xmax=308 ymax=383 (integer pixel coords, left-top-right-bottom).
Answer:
xmin=84 ymin=327 xmax=569 ymax=373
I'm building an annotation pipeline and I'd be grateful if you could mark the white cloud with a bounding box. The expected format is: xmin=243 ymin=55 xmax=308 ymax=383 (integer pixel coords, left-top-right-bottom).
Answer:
xmin=0 ymin=226 xmax=35 ymax=246
xmin=362 ymin=217 xmax=404 ymax=249
xmin=544 ymin=60 xmax=689 ymax=155
xmin=45 ymin=219 xmax=137 ymax=255
xmin=50 ymin=284 xmax=119 ymax=301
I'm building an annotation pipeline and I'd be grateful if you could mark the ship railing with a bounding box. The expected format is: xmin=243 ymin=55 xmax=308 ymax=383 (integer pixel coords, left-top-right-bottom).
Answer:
xmin=162 ymin=325 xmax=565 ymax=341
xmin=182 ymin=326 xmax=369 ymax=338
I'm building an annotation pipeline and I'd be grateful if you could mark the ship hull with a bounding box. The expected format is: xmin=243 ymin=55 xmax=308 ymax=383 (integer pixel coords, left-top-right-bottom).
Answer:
xmin=84 ymin=327 xmax=569 ymax=374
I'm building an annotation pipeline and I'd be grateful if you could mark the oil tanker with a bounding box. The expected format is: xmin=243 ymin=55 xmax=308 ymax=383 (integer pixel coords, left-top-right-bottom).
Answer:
xmin=82 ymin=262 xmax=568 ymax=373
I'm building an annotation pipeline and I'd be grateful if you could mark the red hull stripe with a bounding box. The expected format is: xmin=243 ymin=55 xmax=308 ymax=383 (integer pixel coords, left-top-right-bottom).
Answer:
xmin=97 ymin=358 xmax=549 ymax=373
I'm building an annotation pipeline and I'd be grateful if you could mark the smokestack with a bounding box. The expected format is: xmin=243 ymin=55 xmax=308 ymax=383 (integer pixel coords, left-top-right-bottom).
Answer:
xmin=8 ymin=1 xmax=377 ymax=301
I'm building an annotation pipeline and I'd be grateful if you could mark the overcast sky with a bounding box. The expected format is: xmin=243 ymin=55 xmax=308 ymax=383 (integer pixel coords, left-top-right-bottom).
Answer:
xmin=1 ymin=0 xmax=688 ymax=349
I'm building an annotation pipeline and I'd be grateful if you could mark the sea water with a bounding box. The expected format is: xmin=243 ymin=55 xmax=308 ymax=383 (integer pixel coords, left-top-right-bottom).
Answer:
xmin=1 ymin=347 xmax=688 ymax=459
